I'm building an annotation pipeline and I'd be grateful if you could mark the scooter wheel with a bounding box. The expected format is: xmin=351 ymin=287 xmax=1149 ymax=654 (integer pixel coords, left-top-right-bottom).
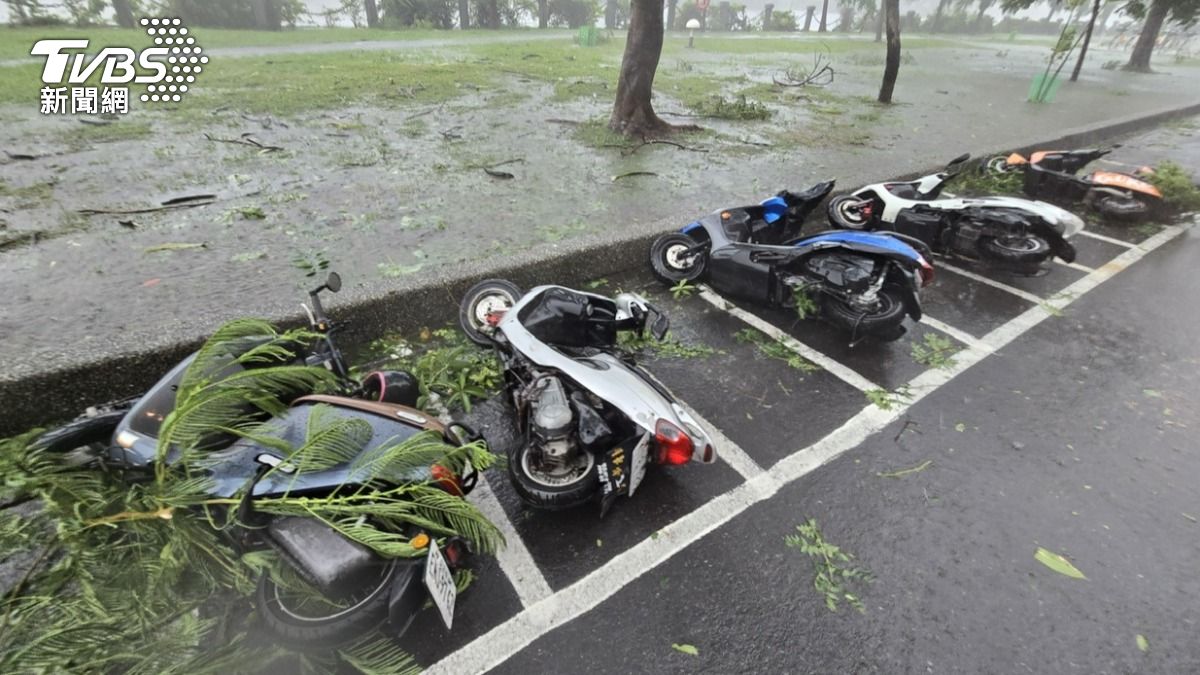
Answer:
xmin=980 ymin=235 xmax=1051 ymax=265
xmin=255 ymin=558 xmax=399 ymax=648
xmin=508 ymin=443 xmax=599 ymax=510
xmin=985 ymin=156 xmax=1013 ymax=175
xmin=822 ymin=287 xmax=908 ymax=342
xmin=826 ymin=195 xmax=871 ymax=230
xmin=649 ymin=233 xmax=707 ymax=286
xmin=459 ymin=279 xmax=522 ymax=347
xmin=1095 ymin=195 xmax=1151 ymax=222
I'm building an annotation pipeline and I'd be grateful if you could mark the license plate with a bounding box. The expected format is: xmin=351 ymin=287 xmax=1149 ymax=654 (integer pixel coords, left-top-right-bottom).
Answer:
xmin=627 ymin=433 xmax=650 ymax=497
xmin=423 ymin=540 xmax=457 ymax=629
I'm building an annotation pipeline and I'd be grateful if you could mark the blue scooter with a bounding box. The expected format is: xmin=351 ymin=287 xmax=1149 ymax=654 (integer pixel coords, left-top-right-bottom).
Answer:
xmin=649 ymin=182 xmax=935 ymax=343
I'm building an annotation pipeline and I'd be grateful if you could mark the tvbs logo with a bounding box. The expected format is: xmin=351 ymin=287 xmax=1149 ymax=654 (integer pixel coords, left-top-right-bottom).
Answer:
xmin=32 ymin=17 xmax=205 ymax=115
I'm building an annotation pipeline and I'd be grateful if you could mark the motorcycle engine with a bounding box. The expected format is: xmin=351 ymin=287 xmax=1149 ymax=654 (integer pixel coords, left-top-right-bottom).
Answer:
xmin=803 ymin=253 xmax=877 ymax=292
xmin=530 ymin=376 xmax=575 ymax=460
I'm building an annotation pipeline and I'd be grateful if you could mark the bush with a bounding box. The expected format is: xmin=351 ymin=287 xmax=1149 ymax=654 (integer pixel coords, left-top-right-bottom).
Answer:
xmin=764 ymin=9 xmax=798 ymax=31
xmin=1149 ymin=161 xmax=1200 ymax=212
xmin=548 ymin=0 xmax=598 ymax=27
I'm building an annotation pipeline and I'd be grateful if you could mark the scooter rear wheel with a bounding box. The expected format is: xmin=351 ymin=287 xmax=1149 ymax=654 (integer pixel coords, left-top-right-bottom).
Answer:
xmin=822 ymin=287 xmax=908 ymax=342
xmin=980 ymin=235 xmax=1051 ymax=265
xmin=649 ymin=233 xmax=707 ymax=286
xmin=1095 ymin=194 xmax=1151 ymax=221
xmin=985 ymin=156 xmax=1014 ymax=175
xmin=508 ymin=443 xmax=599 ymax=510
xmin=255 ymin=557 xmax=400 ymax=648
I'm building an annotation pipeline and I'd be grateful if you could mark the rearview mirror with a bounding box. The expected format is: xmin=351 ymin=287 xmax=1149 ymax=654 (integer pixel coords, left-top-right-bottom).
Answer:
xmin=948 ymin=153 xmax=970 ymax=166
xmin=325 ymin=272 xmax=342 ymax=293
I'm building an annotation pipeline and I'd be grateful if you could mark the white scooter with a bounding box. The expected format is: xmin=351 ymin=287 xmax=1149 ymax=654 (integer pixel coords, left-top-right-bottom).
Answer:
xmin=827 ymin=154 xmax=1086 ymax=275
xmin=459 ymin=281 xmax=717 ymax=515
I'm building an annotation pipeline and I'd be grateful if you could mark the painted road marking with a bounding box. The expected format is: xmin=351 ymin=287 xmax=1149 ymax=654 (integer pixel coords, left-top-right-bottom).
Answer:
xmin=939 ymin=263 xmax=1045 ymax=305
xmin=426 ymin=220 xmax=1191 ymax=675
xmin=697 ymin=287 xmax=882 ymax=393
xmin=1055 ymin=259 xmax=1095 ymax=273
xmin=469 ymin=475 xmax=553 ymax=608
xmin=1078 ymin=229 xmax=1137 ymax=248
xmin=920 ymin=314 xmax=992 ymax=353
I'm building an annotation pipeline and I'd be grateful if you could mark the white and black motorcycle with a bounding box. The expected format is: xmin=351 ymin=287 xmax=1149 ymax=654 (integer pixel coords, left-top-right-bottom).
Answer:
xmin=459 ymin=280 xmax=716 ymax=515
xmin=827 ymin=154 xmax=1086 ymax=275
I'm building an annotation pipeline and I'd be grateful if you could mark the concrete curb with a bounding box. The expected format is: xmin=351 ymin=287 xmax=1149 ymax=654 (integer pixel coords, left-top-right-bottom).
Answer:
xmin=3 ymin=100 xmax=1198 ymax=435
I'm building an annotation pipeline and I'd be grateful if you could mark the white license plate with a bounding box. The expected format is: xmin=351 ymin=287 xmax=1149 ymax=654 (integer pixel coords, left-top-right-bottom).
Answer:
xmin=627 ymin=433 xmax=650 ymax=497
xmin=423 ymin=540 xmax=457 ymax=629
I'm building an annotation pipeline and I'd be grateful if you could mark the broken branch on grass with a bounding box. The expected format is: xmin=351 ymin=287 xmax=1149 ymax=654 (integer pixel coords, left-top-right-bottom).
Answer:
xmin=545 ymin=118 xmax=581 ymax=126
xmin=607 ymin=139 xmax=709 ymax=156
xmin=79 ymin=194 xmax=218 ymax=216
xmin=773 ymin=48 xmax=835 ymax=87
xmin=203 ymin=132 xmax=284 ymax=153
xmin=612 ymin=171 xmax=658 ymax=182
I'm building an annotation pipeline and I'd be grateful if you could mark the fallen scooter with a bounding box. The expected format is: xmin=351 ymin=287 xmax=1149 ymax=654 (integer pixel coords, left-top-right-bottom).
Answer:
xmin=459 ymin=280 xmax=717 ymax=515
xmin=986 ymin=147 xmax=1162 ymax=221
xmin=827 ymin=154 xmax=1085 ymax=275
xmin=31 ymin=272 xmax=494 ymax=647
xmin=649 ymin=183 xmax=935 ymax=343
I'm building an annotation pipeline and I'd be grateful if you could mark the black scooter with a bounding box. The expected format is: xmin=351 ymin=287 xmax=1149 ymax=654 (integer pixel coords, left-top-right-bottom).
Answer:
xmin=31 ymin=273 xmax=488 ymax=647
xmin=649 ymin=183 xmax=934 ymax=343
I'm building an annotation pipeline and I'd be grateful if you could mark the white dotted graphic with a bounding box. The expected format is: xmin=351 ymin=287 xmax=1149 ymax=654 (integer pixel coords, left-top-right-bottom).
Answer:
xmin=141 ymin=18 xmax=204 ymax=106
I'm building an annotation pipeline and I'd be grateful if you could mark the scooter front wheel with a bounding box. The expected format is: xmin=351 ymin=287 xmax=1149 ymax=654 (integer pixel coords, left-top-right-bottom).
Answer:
xmin=649 ymin=233 xmax=707 ymax=286
xmin=985 ymin=155 xmax=1014 ymax=175
xmin=1094 ymin=194 xmax=1151 ymax=221
xmin=826 ymin=195 xmax=871 ymax=230
xmin=459 ymin=279 xmax=523 ymax=346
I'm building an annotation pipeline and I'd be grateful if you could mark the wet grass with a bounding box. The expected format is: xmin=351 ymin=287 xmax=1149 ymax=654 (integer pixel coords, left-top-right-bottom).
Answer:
xmin=659 ymin=35 xmax=958 ymax=58
xmin=62 ymin=120 xmax=153 ymax=148
xmin=0 ymin=26 xmax=562 ymax=61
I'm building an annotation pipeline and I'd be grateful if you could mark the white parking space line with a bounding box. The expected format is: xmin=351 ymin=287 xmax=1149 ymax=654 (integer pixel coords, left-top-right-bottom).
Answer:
xmin=428 ymin=220 xmax=1191 ymax=675
xmin=1055 ymin=259 xmax=1096 ymax=274
xmin=469 ymin=476 xmax=553 ymax=608
xmin=920 ymin=315 xmax=992 ymax=353
xmin=697 ymin=287 xmax=882 ymax=393
xmin=1077 ymin=229 xmax=1136 ymax=248
xmin=939 ymin=263 xmax=1045 ymax=305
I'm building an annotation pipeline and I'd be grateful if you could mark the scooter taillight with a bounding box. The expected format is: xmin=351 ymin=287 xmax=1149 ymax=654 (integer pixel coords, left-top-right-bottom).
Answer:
xmin=918 ymin=257 xmax=935 ymax=288
xmin=430 ymin=464 xmax=464 ymax=496
xmin=654 ymin=419 xmax=694 ymax=465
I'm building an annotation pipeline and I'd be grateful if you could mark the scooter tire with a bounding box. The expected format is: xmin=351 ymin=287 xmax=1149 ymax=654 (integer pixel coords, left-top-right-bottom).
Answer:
xmin=255 ymin=558 xmax=399 ymax=649
xmin=979 ymin=235 xmax=1051 ymax=264
xmin=826 ymin=195 xmax=871 ymax=230
xmin=985 ymin=156 xmax=1014 ymax=175
xmin=507 ymin=443 xmax=599 ymax=511
xmin=822 ymin=287 xmax=908 ymax=341
xmin=459 ymin=279 xmax=523 ymax=347
xmin=1095 ymin=194 xmax=1151 ymax=222
xmin=649 ymin=233 xmax=707 ymax=286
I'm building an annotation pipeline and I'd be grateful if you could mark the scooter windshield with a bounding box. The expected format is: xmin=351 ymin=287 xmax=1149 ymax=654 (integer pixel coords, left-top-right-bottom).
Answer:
xmin=517 ymin=287 xmax=618 ymax=349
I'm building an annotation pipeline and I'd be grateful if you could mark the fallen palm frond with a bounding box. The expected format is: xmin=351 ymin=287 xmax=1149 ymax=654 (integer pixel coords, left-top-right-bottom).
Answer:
xmin=1 ymin=318 xmax=501 ymax=673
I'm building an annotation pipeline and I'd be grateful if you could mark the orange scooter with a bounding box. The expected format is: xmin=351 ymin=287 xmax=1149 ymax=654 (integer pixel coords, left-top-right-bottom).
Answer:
xmin=986 ymin=147 xmax=1162 ymax=221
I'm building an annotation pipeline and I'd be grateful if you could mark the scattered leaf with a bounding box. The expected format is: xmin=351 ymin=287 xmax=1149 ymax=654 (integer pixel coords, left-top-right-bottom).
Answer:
xmin=596 ymin=539 xmax=602 ymax=548
xmin=1136 ymin=634 xmax=1149 ymax=653
xmin=1034 ymin=547 xmax=1086 ymax=579
xmin=612 ymin=171 xmax=658 ymax=182
xmin=144 ymin=242 xmax=206 ymax=253
xmin=484 ymin=168 xmax=514 ymax=179
xmin=671 ymin=643 xmax=698 ymax=656
xmin=1142 ymin=389 xmax=1163 ymax=398
xmin=141 ymin=278 xmax=161 ymax=287
xmin=954 ymin=422 xmax=966 ymax=432
xmin=876 ymin=459 xmax=932 ymax=479
xmin=1182 ymin=513 xmax=1197 ymax=523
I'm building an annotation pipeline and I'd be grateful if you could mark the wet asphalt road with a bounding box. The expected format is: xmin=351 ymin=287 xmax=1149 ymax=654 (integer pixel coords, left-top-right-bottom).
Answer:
xmin=385 ymin=136 xmax=1200 ymax=673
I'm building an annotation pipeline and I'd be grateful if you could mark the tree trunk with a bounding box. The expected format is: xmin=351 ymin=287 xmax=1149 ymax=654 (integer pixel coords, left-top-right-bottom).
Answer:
xmin=483 ymin=0 xmax=501 ymax=28
xmin=974 ymin=4 xmax=986 ymax=31
xmin=878 ymin=0 xmax=901 ymax=103
xmin=932 ymin=0 xmax=949 ymax=32
xmin=818 ymin=0 xmax=829 ymax=31
xmin=537 ymin=0 xmax=547 ymax=27
xmin=112 ymin=0 xmax=136 ymax=27
xmin=803 ymin=6 xmax=815 ymax=30
xmin=874 ymin=8 xmax=883 ymax=41
xmin=606 ymin=0 xmax=618 ymax=28
xmin=1070 ymin=0 xmax=1100 ymax=81
xmin=459 ymin=0 xmax=471 ymax=28
xmin=364 ymin=0 xmax=380 ymax=27
xmin=1126 ymin=0 xmax=1168 ymax=71
xmin=667 ymin=0 xmax=677 ymax=29
xmin=251 ymin=0 xmax=281 ymax=30
xmin=610 ymin=0 xmax=672 ymax=136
